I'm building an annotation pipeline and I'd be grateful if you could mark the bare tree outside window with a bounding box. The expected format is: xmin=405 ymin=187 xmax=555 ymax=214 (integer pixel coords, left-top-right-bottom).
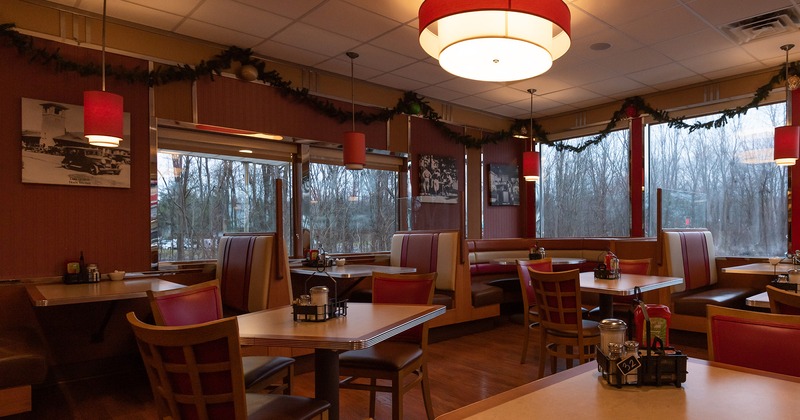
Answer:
xmin=302 ymin=163 xmax=397 ymax=254
xmin=539 ymin=130 xmax=631 ymax=237
xmin=648 ymin=103 xmax=788 ymax=257
xmin=156 ymin=151 xmax=291 ymax=261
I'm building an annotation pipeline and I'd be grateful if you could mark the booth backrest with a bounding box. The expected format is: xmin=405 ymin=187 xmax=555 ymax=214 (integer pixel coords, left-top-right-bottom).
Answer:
xmin=390 ymin=231 xmax=459 ymax=292
xmin=216 ymin=233 xmax=292 ymax=313
xmin=466 ymin=238 xmax=533 ymax=276
xmin=707 ymin=305 xmax=800 ymax=377
xmin=663 ymin=230 xmax=716 ymax=293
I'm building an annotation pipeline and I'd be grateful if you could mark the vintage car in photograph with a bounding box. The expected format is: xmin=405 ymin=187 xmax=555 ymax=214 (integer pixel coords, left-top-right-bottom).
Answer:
xmin=61 ymin=146 xmax=121 ymax=175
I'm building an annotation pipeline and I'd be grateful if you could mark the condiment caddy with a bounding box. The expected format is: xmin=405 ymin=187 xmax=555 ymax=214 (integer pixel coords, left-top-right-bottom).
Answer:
xmin=292 ymin=268 xmax=347 ymax=322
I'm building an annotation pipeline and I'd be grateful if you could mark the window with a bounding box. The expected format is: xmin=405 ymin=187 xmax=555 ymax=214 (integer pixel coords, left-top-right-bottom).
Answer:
xmin=648 ymin=103 xmax=788 ymax=257
xmin=539 ymin=129 xmax=631 ymax=237
xmin=156 ymin=151 xmax=291 ymax=261
xmin=302 ymin=163 xmax=398 ymax=254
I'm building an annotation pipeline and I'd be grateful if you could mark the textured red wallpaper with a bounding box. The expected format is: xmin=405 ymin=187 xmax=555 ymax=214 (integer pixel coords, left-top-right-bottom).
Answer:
xmin=0 ymin=40 xmax=150 ymax=278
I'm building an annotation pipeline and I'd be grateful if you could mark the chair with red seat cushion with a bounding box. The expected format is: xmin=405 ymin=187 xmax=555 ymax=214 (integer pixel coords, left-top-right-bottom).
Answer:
xmin=147 ymin=280 xmax=295 ymax=395
xmin=517 ymin=258 xmax=552 ymax=364
xmin=339 ymin=271 xmax=437 ymax=420
xmin=530 ymin=268 xmax=600 ymax=378
xmin=766 ymin=285 xmax=800 ymax=315
xmin=126 ymin=312 xmax=330 ymax=420
xmin=707 ymin=305 xmax=800 ymax=377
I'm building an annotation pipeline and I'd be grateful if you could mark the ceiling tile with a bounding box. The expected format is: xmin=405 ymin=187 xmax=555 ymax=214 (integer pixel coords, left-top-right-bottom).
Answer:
xmin=190 ymin=2 xmax=292 ymax=39
xmin=342 ymin=0 xmax=422 ymax=23
xmin=685 ymin=0 xmax=795 ymax=26
xmin=271 ymin=22 xmax=360 ymax=57
xmin=234 ymin=0 xmax=325 ymax=19
xmin=617 ymin=6 xmax=710 ymax=46
xmin=174 ymin=19 xmax=263 ymax=48
xmin=303 ymin=0 xmax=403 ymax=41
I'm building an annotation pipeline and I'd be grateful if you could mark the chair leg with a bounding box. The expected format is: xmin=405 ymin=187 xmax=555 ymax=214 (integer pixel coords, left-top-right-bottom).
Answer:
xmin=369 ymin=378 xmax=377 ymax=418
xmin=521 ymin=322 xmax=531 ymax=364
xmin=537 ymin=331 xmax=547 ymax=378
xmin=284 ymin=364 xmax=294 ymax=395
xmin=565 ymin=345 xmax=574 ymax=369
xmin=392 ymin=373 xmax=402 ymax=420
xmin=420 ymin=364 xmax=435 ymax=420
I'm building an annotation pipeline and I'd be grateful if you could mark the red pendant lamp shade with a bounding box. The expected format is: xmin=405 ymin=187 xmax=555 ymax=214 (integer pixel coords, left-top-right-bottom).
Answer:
xmin=343 ymin=131 xmax=366 ymax=170
xmin=523 ymin=151 xmax=539 ymax=182
xmin=84 ymin=90 xmax=123 ymax=148
xmin=774 ymin=125 xmax=800 ymax=166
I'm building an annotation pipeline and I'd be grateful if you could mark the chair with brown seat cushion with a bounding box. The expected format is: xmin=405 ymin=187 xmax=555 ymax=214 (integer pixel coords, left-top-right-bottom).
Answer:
xmin=706 ymin=305 xmax=800 ymax=377
xmin=126 ymin=312 xmax=330 ymax=420
xmin=147 ymin=279 xmax=295 ymax=395
xmin=766 ymin=285 xmax=800 ymax=315
xmin=517 ymin=258 xmax=552 ymax=364
xmin=339 ymin=272 xmax=437 ymax=420
xmin=529 ymin=268 xmax=600 ymax=379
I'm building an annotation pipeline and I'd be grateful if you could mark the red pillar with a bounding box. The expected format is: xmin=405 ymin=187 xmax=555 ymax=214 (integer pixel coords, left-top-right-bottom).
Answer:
xmin=791 ymin=89 xmax=800 ymax=252
xmin=630 ymin=115 xmax=644 ymax=237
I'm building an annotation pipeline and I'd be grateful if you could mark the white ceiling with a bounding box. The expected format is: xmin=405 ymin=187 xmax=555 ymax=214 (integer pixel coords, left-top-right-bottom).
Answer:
xmin=43 ymin=0 xmax=800 ymax=120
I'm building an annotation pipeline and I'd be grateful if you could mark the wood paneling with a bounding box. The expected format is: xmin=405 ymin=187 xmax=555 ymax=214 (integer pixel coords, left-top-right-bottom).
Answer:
xmin=483 ymin=138 xmax=525 ymax=238
xmin=0 ymin=40 xmax=151 ymax=278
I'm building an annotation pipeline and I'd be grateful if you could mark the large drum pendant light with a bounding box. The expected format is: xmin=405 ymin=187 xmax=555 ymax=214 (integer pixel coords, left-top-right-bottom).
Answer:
xmin=418 ymin=0 xmax=571 ymax=82
xmin=84 ymin=0 xmax=123 ymax=148
xmin=523 ymin=89 xmax=539 ymax=182
xmin=343 ymin=52 xmax=365 ymax=170
xmin=774 ymin=44 xmax=799 ymax=166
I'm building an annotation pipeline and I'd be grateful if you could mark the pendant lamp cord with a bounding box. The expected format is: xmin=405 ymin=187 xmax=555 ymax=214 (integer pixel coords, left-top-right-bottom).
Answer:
xmin=101 ymin=0 xmax=107 ymax=92
xmin=527 ymin=88 xmax=536 ymax=152
xmin=784 ymin=44 xmax=794 ymax=125
xmin=347 ymin=51 xmax=359 ymax=132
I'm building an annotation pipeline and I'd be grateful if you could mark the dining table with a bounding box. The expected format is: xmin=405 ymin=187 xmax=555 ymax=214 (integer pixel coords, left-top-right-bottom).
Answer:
xmin=435 ymin=358 xmax=800 ymax=419
xmin=721 ymin=262 xmax=794 ymax=275
xmin=290 ymin=264 xmax=417 ymax=298
xmin=25 ymin=277 xmax=185 ymax=342
xmin=579 ymin=271 xmax=684 ymax=319
xmin=237 ymin=302 xmax=445 ymax=420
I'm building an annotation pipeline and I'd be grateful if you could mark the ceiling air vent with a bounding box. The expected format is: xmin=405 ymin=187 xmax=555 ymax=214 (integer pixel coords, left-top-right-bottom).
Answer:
xmin=720 ymin=8 xmax=800 ymax=44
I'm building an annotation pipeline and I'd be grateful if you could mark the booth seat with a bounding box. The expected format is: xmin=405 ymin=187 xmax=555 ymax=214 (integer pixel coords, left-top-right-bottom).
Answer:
xmin=389 ymin=230 xmax=500 ymax=327
xmin=663 ymin=230 xmax=756 ymax=333
xmin=0 ymin=285 xmax=48 ymax=417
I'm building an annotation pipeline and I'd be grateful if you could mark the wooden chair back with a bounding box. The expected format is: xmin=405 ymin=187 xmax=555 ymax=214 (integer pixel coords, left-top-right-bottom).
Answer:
xmin=618 ymin=258 xmax=651 ymax=275
xmin=707 ymin=305 xmax=800 ymax=377
xmin=147 ymin=279 xmax=224 ymax=326
xmin=767 ymin=285 xmax=800 ymax=315
xmin=529 ymin=268 xmax=584 ymax=333
xmin=372 ymin=271 xmax=436 ymax=344
xmin=127 ymin=312 xmax=248 ymax=419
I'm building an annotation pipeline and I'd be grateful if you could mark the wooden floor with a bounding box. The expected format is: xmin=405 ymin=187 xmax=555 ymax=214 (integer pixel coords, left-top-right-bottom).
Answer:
xmin=14 ymin=315 xmax=708 ymax=420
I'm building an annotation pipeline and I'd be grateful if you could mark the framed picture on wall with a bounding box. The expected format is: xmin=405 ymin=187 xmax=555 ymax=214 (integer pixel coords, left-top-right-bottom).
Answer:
xmin=20 ymin=97 xmax=131 ymax=188
xmin=418 ymin=154 xmax=458 ymax=203
xmin=489 ymin=164 xmax=520 ymax=206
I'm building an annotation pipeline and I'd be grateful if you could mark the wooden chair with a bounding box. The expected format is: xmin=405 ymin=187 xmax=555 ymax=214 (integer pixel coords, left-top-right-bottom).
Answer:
xmin=529 ymin=268 xmax=600 ymax=379
xmin=339 ymin=272 xmax=437 ymax=420
xmin=517 ymin=259 xmax=552 ymax=364
xmin=766 ymin=285 xmax=800 ymax=315
xmin=147 ymin=280 xmax=295 ymax=395
xmin=126 ymin=312 xmax=330 ymax=420
xmin=706 ymin=305 xmax=800 ymax=377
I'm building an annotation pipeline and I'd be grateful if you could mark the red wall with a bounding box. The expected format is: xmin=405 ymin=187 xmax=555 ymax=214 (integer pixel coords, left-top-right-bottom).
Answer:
xmin=0 ymin=40 xmax=151 ymax=278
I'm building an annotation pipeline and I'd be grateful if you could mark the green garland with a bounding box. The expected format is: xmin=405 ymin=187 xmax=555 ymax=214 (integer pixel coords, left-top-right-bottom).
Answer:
xmin=2 ymin=22 xmax=797 ymax=152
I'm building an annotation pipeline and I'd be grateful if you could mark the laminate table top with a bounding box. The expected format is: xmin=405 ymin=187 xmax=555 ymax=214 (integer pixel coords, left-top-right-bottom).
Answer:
xmin=436 ymin=359 xmax=800 ymax=419
xmin=25 ymin=278 xmax=184 ymax=306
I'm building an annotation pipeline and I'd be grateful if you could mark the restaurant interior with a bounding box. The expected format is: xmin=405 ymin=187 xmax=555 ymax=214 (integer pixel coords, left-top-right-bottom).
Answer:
xmin=3 ymin=1 xmax=800 ymax=419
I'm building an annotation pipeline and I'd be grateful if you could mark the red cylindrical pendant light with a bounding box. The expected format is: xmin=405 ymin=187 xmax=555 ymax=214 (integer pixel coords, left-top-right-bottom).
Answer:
xmin=343 ymin=52 xmax=365 ymax=170
xmin=775 ymin=44 xmax=799 ymax=166
xmin=523 ymin=150 xmax=540 ymax=182
xmin=84 ymin=0 xmax=123 ymax=148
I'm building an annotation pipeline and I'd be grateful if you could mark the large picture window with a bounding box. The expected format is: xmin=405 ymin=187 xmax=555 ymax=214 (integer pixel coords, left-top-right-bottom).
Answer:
xmin=539 ymin=130 xmax=631 ymax=237
xmin=302 ymin=163 xmax=398 ymax=254
xmin=156 ymin=151 xmax=291 ymax=261
xmin=648 ymin=103 xmax=788 ymax=257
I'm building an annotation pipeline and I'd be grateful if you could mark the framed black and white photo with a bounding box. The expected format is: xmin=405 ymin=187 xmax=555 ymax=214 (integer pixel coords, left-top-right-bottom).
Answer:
xmin=21 ymin=97 xmax=131 ymax=188
xmin=418 ymin=154 xmax=458 ymax=204
xmin=489 ymin=164 xmax=519 ymax=206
